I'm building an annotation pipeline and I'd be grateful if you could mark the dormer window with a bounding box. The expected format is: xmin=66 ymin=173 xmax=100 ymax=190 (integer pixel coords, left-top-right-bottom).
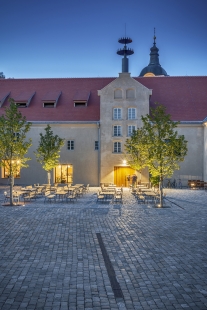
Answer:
xmin=74 ymin=101 xmax=87 ymax=107
xmin=43 ymin=102 xmax=56 ymax=108
xmin=16 ymin=102 xmax=27 ymax=108
xmin=14 ymin=91 xmax=35 ymax=108
xmin=73 ymin=90 xmax=90 ymax=107
xmin=42 ymin=91 xmax=62 ymax=108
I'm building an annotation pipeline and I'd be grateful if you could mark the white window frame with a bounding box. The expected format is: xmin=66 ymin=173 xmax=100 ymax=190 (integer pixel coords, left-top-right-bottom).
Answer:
xmin=128 ymin=125 xmax=136 ymax=136
xmin=113 ymin=142 xmax=121 ymax=153
xmin=128 ymin=108 xmax=136 ymax=120
xmin=113 ymin=108 xmax=122 ymax=120
xmin=67 ymin=140 xmax=74 ymax=150
xmin=113 ymin=125 xmax=122 ymax=137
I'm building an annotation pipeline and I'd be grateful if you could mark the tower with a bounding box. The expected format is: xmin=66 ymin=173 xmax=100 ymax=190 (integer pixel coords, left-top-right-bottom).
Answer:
xmin=117 ymin=37 xmax=134 ymax=73
xmin=139 ymin=29 xmax=168 ymax=77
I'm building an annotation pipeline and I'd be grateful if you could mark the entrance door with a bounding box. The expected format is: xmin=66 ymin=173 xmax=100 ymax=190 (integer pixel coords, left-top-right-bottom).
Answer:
xmin=114 ymin=166 xmax=136 ymax=187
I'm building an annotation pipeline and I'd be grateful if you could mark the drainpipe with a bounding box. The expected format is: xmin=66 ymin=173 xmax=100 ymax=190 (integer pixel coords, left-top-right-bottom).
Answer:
xmin=97 ymin=122 xmax=100 ymax=186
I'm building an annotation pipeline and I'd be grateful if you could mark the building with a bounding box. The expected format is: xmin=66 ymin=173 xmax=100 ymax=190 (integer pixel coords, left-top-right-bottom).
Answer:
xmin=0 ymin=35 xmax=207 ymax=186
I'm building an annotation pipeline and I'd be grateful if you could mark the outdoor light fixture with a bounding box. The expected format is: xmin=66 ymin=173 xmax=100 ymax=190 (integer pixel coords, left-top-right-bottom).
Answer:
xmin=123 ymin=159 xmax=127 ymax=165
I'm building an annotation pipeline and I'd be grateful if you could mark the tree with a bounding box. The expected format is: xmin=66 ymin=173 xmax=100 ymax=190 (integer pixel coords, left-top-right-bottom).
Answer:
xmin=0 ymin=99 xmax=32 ymax=205
xmin=125 ymin=128 xmax=148 ymax=183
xmin=125 ymin=103 xmax=188 ymax=207
xmin=34 ymin=125 xmax=65 ymax=184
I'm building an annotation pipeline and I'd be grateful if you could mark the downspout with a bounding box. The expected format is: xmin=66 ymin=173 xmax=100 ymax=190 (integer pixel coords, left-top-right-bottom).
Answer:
xmin=97 ymin=122 xmax=101 ymax=186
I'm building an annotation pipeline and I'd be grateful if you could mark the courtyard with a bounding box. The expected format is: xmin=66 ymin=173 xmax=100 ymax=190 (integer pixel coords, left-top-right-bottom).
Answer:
xmin=0 ymin=187 xmax=207 ymax=310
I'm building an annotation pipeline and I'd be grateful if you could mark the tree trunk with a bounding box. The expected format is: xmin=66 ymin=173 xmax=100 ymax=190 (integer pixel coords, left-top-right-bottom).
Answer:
xmin=159 ymin=175 xmax=163 ymax=207
xmin=47 ymin=171 xmax=51 ymax=184
xmin=9 ymin=175 xmax=14 ymax=205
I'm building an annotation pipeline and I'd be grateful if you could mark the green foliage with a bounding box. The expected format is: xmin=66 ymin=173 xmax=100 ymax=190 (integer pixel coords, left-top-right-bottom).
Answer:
xmin=35 ymin=125 xmax=65 ymax=172
xmin=125 ymin=103 xmax=188 ymax=189
xmin=0 ymin=99 xmax=32 ymax=173
xmin=140 ymin=103 xmax=188 ymax=180
xmin=125 ymin=128 xmax=148 ymax=172
xmin=0 ymin=98 xmax=32 ymax=204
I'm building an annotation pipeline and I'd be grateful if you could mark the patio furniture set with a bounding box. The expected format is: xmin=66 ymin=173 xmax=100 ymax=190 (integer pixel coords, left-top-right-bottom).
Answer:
xmin=96 ymin=185 xmax=123 ymax=203
xmin=4 ymin=184 xmax=90 ymax=204
xmin=131 ymin=184 xmax=160 ymax=205
xmin=188 ymin=180 xmax=207 ymax=190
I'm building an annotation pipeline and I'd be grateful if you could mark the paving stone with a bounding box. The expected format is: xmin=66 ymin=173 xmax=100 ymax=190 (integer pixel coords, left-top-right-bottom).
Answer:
xmin=0 ymin=187 xmax=207 ymax=309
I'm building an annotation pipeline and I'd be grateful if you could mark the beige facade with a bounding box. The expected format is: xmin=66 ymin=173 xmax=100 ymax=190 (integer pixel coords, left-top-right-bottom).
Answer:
xmin=0 ymin=73 xmax=206 ymax=187
xmin=98 ymin=73 xmax=152 ymax=185
xmin=1 ymin=122 xmax=100 ymax=186
xmin=171 ymin=123 xmax=204 ymax=186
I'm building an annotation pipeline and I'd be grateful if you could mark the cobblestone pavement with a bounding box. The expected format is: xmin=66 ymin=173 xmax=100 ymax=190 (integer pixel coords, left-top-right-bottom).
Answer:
xmin=0 ymin=187 xmax=207 ymax=310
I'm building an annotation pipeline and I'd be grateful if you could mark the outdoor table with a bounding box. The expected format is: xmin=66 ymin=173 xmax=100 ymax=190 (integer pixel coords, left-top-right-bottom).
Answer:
xmin=55 ymin=190 xmax=67 ymax=201
xmin=139 ymin=187 xmax=150 ymax=192
xmin=21 ymin=187 xmax=36 ymax=192
xmin=144 ymin=191 xmax=156 ymax=196
xmin=102 ymin=188 xmax=116 ymax=192
xmin=101 ymin=191 xmax=115 ymax=201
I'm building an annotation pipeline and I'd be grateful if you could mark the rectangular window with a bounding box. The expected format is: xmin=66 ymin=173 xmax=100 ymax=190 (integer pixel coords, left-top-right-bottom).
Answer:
xmin=43 ymin=102 xmax=55 ymax=108
xmin=128 ymin=125 xmax=136 ymax=136
xmin=113 ymin=108 xmax=122 ymax=120
xmin=74 ymin=102 xmax=87 ymax=107
xmin=114 ymin=142 xmax=121 ymax=153
xmin=128 ymin=108 xmax=136 ymax=119
xmin=113 ymin=125 xmax=121 ymax=136
xmin=55 ymin=164 xmax=73 ymax=184
xmin=1 ymin=160 xmax=20 ymax=178
xmin=67 ymin=140 xmax=74 ymax=150
xmin=95 ymin=141 xmax=99 ymax=150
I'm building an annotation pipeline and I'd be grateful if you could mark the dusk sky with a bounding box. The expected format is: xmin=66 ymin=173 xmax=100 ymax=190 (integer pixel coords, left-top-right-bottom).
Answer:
xmin=1 ymin=0 xmax=207 ymax=78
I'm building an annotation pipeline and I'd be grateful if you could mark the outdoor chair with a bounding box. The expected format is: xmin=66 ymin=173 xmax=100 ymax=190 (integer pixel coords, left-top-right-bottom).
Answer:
xmin=96 ymin=191 xmax=105 ymax=203
xmin=3 ymin=191 xmax=10 ymax=203
xmin=144 ymin=193 xmax=157 ymax=205
xmin=44 ymin=191 xmax=56 ymax=203
xmin=76 ymin=188 xmax=83 ymax=197
xmin=116 ymin=187 xmax=123 ymax=194
xmin=66 ymin=192 xmax=77 ymax=203
xmin=135 ymin=194 xmax=146 ymax=204
xmin=23 ymin=190 xmax=37 ymax=202
xmin=113 ymin=193 xmax=122 ymax=204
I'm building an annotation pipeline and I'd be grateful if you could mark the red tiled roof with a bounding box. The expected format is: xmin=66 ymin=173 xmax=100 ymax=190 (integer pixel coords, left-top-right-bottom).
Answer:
xmin=42 ymin=90 xmax=62 ymax=102
xmin=73 ymin=90 xmax=90 ymax=101
xmin=135 ymin=76 xmax=207 ymax=121
xmin=0 ymin=91 xmax=10 ymax=107
xmin=0 ymin=78 xmax=114 ymax=121
xmin=0 ymin=76 xmax=206 ymax=122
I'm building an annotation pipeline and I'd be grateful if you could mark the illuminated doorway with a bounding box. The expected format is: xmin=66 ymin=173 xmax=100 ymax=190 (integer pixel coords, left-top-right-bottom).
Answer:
xmin=55 ymin=164 xmax=73 ymax=184
xmin=114 ymin=166 xmax=136 ymax=187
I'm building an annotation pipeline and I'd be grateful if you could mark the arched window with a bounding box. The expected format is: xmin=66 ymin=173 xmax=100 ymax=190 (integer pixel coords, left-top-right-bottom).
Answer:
xmin=126 ymin=88 xmax=135 ymax=99
xmin=114 ymin=89 xmax=122 ymax=99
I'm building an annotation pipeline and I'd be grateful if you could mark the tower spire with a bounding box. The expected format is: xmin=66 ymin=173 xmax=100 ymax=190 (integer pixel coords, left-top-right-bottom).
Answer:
xmin=153 ymin=27 xmax=156 ymax=45
xmin=139 ymin=29 xmax=168 ymax=77
xmin=117 ymin=36 xmax=134 ymax=73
